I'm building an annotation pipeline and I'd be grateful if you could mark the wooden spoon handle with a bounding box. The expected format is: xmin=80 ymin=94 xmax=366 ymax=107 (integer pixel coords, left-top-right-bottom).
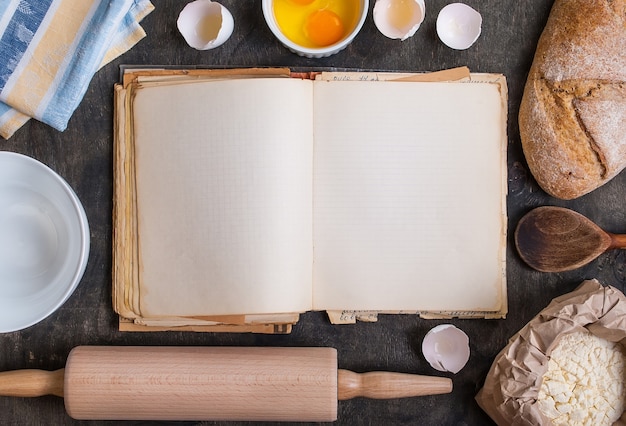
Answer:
xmin=0 ymin=368 xmax=64 ymax=398
xmin=608 ymin=233 xmax=626 ymax=249
xmin=337 ymin=369 xmax=452 ymax=400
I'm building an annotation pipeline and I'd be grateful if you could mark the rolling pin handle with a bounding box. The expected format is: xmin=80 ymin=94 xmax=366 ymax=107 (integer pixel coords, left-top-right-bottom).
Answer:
xmin=0 ymin=368 xmax=64 ymax=398
xmin=337 ymin=369 xmax=452 ymax=401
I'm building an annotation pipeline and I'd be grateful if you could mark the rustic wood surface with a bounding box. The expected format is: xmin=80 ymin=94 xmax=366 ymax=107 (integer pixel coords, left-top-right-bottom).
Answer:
xmin=2 ymin=0 xmax=626 ymax=424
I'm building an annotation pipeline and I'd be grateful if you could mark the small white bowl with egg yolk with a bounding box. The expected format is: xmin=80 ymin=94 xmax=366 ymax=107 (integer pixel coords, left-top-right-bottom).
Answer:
xmin=262 ymin=0 xmax=369 ymax=58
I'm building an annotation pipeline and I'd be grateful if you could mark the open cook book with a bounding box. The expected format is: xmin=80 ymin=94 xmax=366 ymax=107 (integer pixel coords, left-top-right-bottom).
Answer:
xmin=113 ymin=67 xmax=508 ymax=333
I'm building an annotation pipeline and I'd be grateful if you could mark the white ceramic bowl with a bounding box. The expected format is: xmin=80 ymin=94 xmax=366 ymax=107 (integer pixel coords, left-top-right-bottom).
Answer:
xmin=0 ymin=152 xmax=89 ymax=332
xmin=262 ymin=0 xmax=369 ymax=58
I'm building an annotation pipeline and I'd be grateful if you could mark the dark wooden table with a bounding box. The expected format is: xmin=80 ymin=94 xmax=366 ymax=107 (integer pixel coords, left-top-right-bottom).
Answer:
xmin=2 ymin=1 xmax=625 ymax=424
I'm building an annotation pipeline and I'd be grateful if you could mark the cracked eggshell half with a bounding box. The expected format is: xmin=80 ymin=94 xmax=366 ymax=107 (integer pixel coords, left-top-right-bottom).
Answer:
xmin=436 ymin=3 xmax=482 ymax=50
xmin=373 ymin=0 xmax=425 ymax=41
xmin=422 ymin=324 xmax=470 ymax=374
xmin=177 ymin=0 xmax=234 ymax=50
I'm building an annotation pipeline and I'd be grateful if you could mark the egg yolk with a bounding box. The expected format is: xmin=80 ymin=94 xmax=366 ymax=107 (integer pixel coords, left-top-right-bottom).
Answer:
xmin=305 ymin=10 xmax=345 ymax=47
xmin=273 ymin=0 xmax=360 ymax=48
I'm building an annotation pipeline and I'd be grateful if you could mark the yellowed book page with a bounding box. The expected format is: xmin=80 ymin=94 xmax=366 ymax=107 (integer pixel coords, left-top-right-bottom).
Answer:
xmin=112 ymin=85 xmax=127 ymax=316
xmin=312 ymin=79 xmax=506 ymax=312
xmin=118 ymin=317 xmax=292 ymax=334
xmin=113 ymin=84 xmax=142 ymax=319
xmin=126 ymin=312 xmax=300 ymax=327
xmin=132 ymin=78 xmax=314 ymax=317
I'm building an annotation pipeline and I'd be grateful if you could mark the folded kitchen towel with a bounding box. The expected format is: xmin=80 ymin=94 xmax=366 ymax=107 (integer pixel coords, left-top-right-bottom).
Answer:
xmin=0 ymin=0 xmax=154 ymax=139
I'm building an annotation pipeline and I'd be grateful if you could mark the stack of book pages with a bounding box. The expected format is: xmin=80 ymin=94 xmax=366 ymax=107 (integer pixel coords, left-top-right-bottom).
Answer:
xmin=113 ymin=67 xmax=508 ymax=333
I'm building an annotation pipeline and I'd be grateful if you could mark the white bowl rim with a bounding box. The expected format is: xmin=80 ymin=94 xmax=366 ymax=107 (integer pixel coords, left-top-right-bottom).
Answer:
xmin=0 ymin=151 xmax=90 ymax=333
xmin=262 ymin=0 xmax=369 ymax=57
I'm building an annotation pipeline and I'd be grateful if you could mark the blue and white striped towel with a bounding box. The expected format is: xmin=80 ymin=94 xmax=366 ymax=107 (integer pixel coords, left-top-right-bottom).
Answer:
xmin=0 ymin=0 xmax=154 ymax=139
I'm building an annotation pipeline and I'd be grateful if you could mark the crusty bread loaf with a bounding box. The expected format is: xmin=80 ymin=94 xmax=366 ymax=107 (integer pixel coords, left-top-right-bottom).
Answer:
xmin=519 ymin=0 xmax=626 ymax=200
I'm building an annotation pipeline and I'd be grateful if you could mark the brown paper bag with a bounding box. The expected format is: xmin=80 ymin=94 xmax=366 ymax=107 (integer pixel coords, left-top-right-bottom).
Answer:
xmin=476 ymin=279 xmax=626 ymax=425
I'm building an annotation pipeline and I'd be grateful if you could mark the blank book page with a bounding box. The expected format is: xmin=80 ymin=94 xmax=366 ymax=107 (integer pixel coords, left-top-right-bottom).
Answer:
xmin=312 ymin=80 xmax=506 ymax=312
xmin=133 ymin=78 xmax=314 ymax=317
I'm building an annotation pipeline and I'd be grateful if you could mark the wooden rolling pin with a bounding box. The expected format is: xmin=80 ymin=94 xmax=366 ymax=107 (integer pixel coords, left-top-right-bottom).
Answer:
xmin=0 ymin=346 xmax=452 ymax=422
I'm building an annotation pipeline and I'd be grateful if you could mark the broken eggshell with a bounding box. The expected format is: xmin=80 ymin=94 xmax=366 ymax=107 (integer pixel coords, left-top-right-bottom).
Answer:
xmin=422 ymin=324 xmax=470 ymax=374
xmin=177 ymin=0 xmax=234 ymax=50
xmin=373 ymin=0 xmax=425 ymax=41
xmin=436 ymin=3 xmax=482 ymax=50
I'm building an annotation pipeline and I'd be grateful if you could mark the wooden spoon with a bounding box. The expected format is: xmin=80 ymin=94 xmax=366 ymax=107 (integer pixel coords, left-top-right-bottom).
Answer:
xmin=514 ymin=206 xmax=626 ymax=272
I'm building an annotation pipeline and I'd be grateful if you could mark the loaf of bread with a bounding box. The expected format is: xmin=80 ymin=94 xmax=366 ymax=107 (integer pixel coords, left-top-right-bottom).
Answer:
xmin=519 ymin=0 xmax=626 ymax=200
